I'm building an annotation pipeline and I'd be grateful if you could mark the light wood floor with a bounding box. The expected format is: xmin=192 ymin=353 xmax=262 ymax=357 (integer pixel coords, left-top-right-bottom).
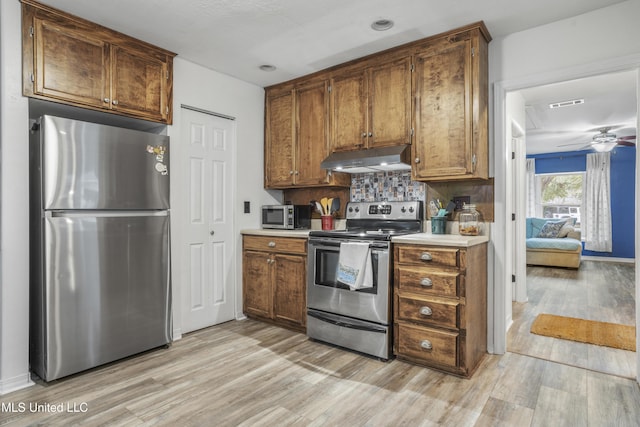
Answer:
xmin=2 ymin=318 xmax=640 ymax=426
xmin=508 ymin=260 xmax=637 ymax=379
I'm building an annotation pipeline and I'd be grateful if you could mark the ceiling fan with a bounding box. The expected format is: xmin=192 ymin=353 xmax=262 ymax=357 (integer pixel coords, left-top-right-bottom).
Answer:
xmin=558 ymin=127 xmax=636 ymax=152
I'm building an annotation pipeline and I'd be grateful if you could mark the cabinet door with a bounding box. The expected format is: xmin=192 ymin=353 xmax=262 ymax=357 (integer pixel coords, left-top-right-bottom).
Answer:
xmin=111 ymin=45 xmax=168 ymax=122
xmin=273 ymin=253 xmax=307 ymax=327
xmin=330 ymin=71 xmax=367 ymax=152
xmin=413 ymin=37 xmax=473 ymax=180
xmin=295 ymin=81 xmax=330 ymax=186
xmin=265 ymin=89 xmax=295 ymax=188
xmin=33 ymin=17 xmax=110 ymax=109
xmin=368 ymin=57 xmax=412 ymax=148
xmin=242 ymin=250 xmax=273 ymax=318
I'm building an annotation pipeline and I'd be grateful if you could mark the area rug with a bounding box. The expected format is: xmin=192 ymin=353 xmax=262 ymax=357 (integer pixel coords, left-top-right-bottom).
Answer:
xmin=530 ymin=313 xmax=636 ymax=351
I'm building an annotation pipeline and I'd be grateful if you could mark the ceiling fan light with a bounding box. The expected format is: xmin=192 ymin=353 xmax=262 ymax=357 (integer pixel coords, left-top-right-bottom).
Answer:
xmin=593 ymin=132 xmax=617 ymax=143
xmin=592 ymin=142 xmax=617 ymax=152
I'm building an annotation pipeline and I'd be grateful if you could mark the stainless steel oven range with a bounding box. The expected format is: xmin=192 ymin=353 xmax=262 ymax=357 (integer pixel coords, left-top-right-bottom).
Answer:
xmin=306 ymin=201 xmax=423 ymax=360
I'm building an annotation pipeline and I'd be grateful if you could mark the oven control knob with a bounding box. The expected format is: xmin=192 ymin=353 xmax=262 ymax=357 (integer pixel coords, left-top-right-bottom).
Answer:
xmin=348 ymin=207 xmax=353 ymax=213
xmin=354 ymin=207 xmax=360 ymax=213
xmin=401 ymin=207 xmax=406 ymax=213
xmin=409 ymin=206 xmax=414 ymax=213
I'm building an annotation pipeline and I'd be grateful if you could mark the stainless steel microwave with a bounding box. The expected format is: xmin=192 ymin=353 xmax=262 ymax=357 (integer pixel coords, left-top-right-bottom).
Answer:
xmin=261 ymin=205 xmax=311 ymax=230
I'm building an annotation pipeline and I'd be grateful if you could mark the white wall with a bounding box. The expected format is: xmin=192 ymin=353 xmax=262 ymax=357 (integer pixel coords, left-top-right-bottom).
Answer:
xmin=490 ymin=0 xmax=640 ymax=359
xmin=0 ymin=0 xmax=32 ymax=394
xmin=169 ymin=58 xmax=280 ymax=337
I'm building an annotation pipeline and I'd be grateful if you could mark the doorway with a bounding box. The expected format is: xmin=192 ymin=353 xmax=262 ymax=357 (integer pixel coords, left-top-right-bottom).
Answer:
xmin=504 ymin=70 xmax=638 ymax=378
xmin=179 ymin=107 xmax=237 ymax=333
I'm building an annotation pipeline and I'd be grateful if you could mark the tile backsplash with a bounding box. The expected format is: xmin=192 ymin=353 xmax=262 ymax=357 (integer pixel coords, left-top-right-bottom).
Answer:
xmin=350 ymin=171 xmax=426 ymax=202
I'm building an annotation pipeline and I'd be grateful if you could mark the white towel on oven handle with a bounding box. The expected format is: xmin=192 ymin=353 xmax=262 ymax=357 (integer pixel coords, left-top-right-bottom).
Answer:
xmin=336 ymin=241 xmax=373 ymax=291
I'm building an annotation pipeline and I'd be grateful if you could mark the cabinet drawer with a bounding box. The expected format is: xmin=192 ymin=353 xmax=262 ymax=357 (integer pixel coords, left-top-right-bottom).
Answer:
xmin=396 ymin=266 xmax=460 ymax=297
xmin=397 ymin=295 xmax=460 ymax=329
xmin=243 ymin=236 xmax=307 ymax=254
xmin=396 ymin=246 xmax=460 ymax=268
xmin=396 ymin=323 xmax=458 ymax=368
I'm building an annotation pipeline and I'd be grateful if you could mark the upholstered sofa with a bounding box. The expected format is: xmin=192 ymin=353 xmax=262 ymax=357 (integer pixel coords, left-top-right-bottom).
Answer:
xmin=526 ymin=217 xmax=582 ymax=268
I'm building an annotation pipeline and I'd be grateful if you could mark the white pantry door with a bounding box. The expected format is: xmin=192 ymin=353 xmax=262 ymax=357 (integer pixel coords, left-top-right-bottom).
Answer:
xmin=181 ymin=107 xmax=236 ymax=333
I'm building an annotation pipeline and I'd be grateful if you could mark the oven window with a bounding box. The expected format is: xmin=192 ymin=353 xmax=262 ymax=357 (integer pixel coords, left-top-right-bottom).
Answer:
xmin=313 ymin=247 xmax=378 ymax=294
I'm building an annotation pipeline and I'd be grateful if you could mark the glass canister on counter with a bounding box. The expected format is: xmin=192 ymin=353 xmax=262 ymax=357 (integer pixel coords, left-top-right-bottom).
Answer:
xmin=458 ymin=204 xmax=481 ymax=236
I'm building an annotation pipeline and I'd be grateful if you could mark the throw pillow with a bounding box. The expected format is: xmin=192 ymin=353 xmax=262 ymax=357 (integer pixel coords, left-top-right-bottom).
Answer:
xmin=537 ymin=220 xmax=566 ymax=238
xmin=557 ymin=222 xmax=574 ymax=238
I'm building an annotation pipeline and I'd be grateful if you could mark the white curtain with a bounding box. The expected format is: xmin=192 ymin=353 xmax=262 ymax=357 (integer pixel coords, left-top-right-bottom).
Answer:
xmin=525 ymin=158 xmax=536 ymax=217
xmin=583 ymin=152 xmax=612 ymax=252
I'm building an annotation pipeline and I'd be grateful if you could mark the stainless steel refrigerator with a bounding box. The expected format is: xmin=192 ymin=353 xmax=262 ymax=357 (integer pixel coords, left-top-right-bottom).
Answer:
xmin=29 ymin=115 xmax=172 ymax=381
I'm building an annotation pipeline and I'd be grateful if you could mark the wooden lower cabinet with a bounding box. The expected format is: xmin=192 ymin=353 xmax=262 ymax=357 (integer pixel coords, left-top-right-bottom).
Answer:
xmin=242 ymin=235 xmax=307 ymax=332
xmin=393 ymin=242 xmax=487 ymax=377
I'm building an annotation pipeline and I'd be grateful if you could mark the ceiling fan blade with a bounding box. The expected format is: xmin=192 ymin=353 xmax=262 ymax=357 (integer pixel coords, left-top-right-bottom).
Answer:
xmin=617 ymin=135 xmax=636 ymax=141
xmin=616 ymin=140 xmax=636 ymax=147
xmin=557 ymin=141 xmax=589 ymax=147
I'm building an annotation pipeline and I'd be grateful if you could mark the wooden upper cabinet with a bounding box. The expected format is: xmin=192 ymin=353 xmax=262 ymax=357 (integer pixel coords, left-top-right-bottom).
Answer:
xmin=111 ymin=45 xmax=169 ymax=122
xmin=264 ymin=88 xmax=295 ymax=188
xmin=264 ymin=82 xmax=350 ymax=189
xmin=412 ymin=27 xmax=490 ymax=181
xmin=32 ymin=16 xmax=110 ymax=109
xmin=330 ymin=56 xmax=412 ymax=153
xmin=368 ymin=57 xmax=412 ymax=149
xmin=22 ymin=0 xmax=175 ymax=124
xmin=295 ymin=80 xmax=332 ymax=186
xmin=330 ymin=71 xmax=368 ymax=152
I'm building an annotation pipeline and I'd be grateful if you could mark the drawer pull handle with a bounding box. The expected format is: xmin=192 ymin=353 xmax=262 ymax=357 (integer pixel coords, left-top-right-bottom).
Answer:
xmin=419 ymin=306 xmax=433 ymax=316
xmin=420 ymin=252 xmax=432 ymax=261
xmin=420 ymin=278 xmax=433 ymax=287
xmin=268 ymin=241 xmax=276 ymax=248
xmin=420 ymin=340 xmax=432 ymax=350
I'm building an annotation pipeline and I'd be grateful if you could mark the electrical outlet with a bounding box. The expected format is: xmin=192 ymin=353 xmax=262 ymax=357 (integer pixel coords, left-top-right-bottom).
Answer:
xmin=453 ymin=196 xmax=470 ymax=211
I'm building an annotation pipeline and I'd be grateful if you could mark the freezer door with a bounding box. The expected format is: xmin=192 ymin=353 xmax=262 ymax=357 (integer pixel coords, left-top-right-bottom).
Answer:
xmin=40 ymin=115 xmax=169 ymax=210
xmin=37 ymin=212 xmax=171 ymax=381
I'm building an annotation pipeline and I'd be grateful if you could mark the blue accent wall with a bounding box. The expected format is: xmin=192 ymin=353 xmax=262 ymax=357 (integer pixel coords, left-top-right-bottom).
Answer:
xmin=527 ymin=146 xmax=636 ymax=259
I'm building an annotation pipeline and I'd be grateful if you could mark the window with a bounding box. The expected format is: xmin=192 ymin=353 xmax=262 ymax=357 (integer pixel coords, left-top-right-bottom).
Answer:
xmin=535 ymin=172 xmax=584 ymax=227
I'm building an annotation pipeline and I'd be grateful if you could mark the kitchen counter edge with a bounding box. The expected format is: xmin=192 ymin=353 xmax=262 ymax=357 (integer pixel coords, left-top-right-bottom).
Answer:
xmin=391 ymin=233 xmax=489 ymax=247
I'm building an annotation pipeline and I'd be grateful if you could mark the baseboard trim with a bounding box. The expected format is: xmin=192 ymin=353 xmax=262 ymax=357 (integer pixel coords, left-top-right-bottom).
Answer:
xmin=581 ymin=256 xmax=635 ymax=263
xmin=0 ymin=372 xmax=34 ymax=395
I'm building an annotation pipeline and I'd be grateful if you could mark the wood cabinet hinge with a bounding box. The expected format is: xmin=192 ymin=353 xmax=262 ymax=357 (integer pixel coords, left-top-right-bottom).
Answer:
xmin=166 ymin=106 xmax=169 ymax=114
xmin=166 ymin=70 xmax=169 ymax=80
xmin=512 ymin=213 xmax=516 ymax=221
xmin=512 ymin=274 xmax=516 ymax=283
xmin=29 ymin=26 xmax=34 ymax=37
xmin=471 ymin=47 xmax=475 ymax=57
xmin=328 ymin=85 xmax=332 ymax=93
xmin=472 ymin=153 xmax=477 ymax=171
xmin=30 ymin=73 xmax=35 ymax=83
xmin=410 ymin=63 xmax=414 ymax=72
xmin=512 ymin=151 xmax=515 ymax=159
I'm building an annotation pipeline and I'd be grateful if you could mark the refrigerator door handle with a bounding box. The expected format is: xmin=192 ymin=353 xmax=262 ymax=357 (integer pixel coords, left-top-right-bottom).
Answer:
xmin=47 ymin=210 xmax=169 ymax=218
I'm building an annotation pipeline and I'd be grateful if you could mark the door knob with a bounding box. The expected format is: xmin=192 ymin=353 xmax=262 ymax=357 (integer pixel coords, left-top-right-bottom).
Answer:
xmin=112 ymin=99 xmax=119 ymax=105
xmin=415 ymin=157 xmax=421 ymax=164
xmin=210 ymin=230 xmax=215 ymax=235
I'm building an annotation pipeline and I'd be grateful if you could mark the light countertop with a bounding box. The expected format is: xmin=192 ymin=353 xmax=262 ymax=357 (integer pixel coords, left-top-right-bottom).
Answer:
xmin=391 ymin=233 xmax=489 ymax=247
xmin=241 ymin=229 xmax=489 ymax=247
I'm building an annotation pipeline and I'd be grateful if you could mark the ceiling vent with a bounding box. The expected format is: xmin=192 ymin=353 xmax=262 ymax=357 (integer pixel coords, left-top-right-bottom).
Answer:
xmin=549 ymin=98 xmax=584 ymax=109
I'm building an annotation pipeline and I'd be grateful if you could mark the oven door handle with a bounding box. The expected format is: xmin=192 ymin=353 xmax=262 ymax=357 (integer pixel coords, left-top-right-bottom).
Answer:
xmin=307 ymin=310 xmax=387 ymax=333
xmin=308 ymin=239 xmax=389 ymax=250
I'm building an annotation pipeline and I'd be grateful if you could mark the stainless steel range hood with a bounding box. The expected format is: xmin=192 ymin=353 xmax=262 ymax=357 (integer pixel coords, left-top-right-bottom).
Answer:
xmin=320 ymin=144 xmax=411 ymax=174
